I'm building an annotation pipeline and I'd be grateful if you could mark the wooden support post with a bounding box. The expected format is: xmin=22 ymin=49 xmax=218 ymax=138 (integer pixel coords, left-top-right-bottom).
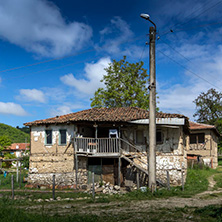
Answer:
xmin=75 ymin=154 xmax=78 ymax=189
xmin=191 ymin=160 xmax=194 ymax=169
xmin=16 ymin=161 xmax=19 ymax=183
xmin=52 ymin=174 xmax=55 ymax=200
xmin=136 ymin=169 xmax=140 ymax=190
xmin=167 ymin=170 xmax=170 ymax=190
xmin=92 ymin=172 xmax=95 ymax=199
xmin=11 ymin=175 xmax=14 ymax=200
xmin=118 ymin=157 xmax=121 ymax=186
xmin=0 ymin=160 xmax=2 ymax=173
xmin=181 ymin=171 xmax=184 ymax=191
xmin=118 ymin=127 xmax=121 ymax=152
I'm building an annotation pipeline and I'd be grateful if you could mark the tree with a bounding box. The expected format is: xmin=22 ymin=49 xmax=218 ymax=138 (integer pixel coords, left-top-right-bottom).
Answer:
xmin=193 ymin=88 xmax=222 ymax=127
xmin=0 ymin=135 xmax=12 ymax=153
xmin=90 ymin=56 xmax=149 ymax=109
xmin=193 ymin=88 xmax=222 ymax=150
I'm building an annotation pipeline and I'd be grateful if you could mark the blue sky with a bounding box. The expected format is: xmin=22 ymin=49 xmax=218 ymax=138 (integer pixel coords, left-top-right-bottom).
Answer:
xmin=0 ymin=0 xmax=222 ymax=127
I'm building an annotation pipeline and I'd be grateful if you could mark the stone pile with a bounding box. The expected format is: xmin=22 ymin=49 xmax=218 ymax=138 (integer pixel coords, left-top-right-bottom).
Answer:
xmin=87 ymin=181 xmax=124 ymax=194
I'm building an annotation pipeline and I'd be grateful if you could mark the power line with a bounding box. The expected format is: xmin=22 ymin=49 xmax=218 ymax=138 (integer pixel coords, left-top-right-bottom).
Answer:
xmin=0 ymin=35 xmax=146 ymax=74
xmin=0 ymin=49 xmax=95 ymax=73
xmin=159 ymin=0 xmax=222 ymax=37
xmin=5 ymin=55 xmax=102 ymax=80
xmin=157 ymin=48 xmax=222 ymax=91
xmin=139 ymin=42 xmax=149 ymax=62
xmin=158 ymin=38 xmax=222 ymax=83
xmin=173 ymin=21 xmax=222 ymax=33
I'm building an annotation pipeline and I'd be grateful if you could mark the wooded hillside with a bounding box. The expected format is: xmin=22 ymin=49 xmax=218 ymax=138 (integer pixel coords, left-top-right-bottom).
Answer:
xmin=0 ymin=123 xmax=30 ymax=143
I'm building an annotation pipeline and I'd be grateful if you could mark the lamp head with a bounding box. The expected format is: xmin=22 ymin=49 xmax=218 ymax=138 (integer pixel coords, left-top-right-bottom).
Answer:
xmin=140 ymin=13 xmax=150 ymax=20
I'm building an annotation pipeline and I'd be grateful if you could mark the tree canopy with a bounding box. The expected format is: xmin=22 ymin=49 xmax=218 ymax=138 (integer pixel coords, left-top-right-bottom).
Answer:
xmin=90 ymin=56 xmax=149 ymax=109
xmin=0 ymin=123 xmax=30 ymax=143
xmin=193 ymin=88 xmax=222 ymax=151
xmin=0 ymin=135 xmax=12 ymax=152
xmin=193 ymin=88 xmax=222 ymax=130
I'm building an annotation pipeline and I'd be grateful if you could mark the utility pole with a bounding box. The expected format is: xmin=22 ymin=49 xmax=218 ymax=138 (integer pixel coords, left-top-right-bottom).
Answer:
xmin=140 ymin=13 xmax=157 ymax=192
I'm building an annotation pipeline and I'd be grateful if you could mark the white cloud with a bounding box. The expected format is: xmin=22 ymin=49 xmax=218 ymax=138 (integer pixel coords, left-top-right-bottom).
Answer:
xmin=0 ymin=102 xmax=27 ymax=116
xmin=158 ymin=45 xmax=222 ymax=120
xmin=19 ymin=89 xmax=46 ymax=103
xmin=0 ymin=0 xmax=92 ymax=57
xmin=60 ymin=57 xmax=111 ymax=95
xmin=50 ymin=105 xmax=72 ymax=116
xmin=49 ymin=104 xmax=85 ymax=117
xmin=96 ymin=17 xmax=136 ymax=55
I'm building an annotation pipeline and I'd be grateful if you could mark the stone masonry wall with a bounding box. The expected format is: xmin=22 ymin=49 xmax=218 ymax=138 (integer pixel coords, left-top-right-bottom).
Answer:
xmin=123 ymin=125 xmax=187 ymax=186
xmin=28 ymin=124 xmax=89 ymax=187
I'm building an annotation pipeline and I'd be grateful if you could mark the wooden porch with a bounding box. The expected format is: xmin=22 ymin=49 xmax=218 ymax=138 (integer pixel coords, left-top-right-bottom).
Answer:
xmin=75 ymin=137 xmax=121 ymax=157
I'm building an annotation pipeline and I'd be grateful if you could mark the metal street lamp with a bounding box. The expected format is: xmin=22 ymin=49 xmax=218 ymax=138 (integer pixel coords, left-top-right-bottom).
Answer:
xmin=140 ymin=13 xmax=157 ymax=192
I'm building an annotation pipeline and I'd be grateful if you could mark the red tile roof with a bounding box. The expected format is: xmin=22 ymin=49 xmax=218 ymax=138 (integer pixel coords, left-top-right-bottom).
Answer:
xmin=7 ymin=143 xmax=30 ymax=151
xmin=24 ymin=107 xmax=187 ymax=126
xmin=189 ymin=121 xmax=220 ymax=136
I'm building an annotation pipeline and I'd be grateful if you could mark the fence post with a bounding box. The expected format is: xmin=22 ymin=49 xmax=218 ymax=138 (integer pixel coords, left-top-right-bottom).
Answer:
xmin=52 ymin=174 xmax=55 ymax=200
xmin=92 ymin=172 xmax=95 ymax=199
xmin=19 ymin=161 xmax=22 ymax=189
xmin=167 ymin=170 xmax=170 ymax=190
xmin=11 ymin=175 xmax=14 ymax=200
xmin=16 ymin=161 xmax=19 ymax=183
xmin=181 ymin=171 xmax=184 ymax=191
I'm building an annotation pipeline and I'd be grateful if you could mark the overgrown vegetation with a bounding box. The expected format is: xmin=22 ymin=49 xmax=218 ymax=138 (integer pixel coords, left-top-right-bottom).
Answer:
xmin=0 ymin=123 xmax=30 ymax=143
xmin=0 ymin=171 xmax=28 ymax=189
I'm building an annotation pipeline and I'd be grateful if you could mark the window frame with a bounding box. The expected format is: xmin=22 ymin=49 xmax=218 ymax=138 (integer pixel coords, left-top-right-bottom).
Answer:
xmin=135 ymin=130 xmax=145 ymax=145
xmin=189 ymin=133 xmax=205 ymax=144
xmin=156 ymin=129 xmax=163 ymax=144
xmin=45 ymin=129 xmax=53 ymax=145
xmin=59 ymin=129 xmax=67 ymax=146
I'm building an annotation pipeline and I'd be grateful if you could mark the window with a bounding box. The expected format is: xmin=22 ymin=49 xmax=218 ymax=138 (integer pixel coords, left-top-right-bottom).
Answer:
xmin=136 ymin=130 xmax=144 ymax=144
xmin=156 ymin=130 xmax=163 ymax=143
xmin=59 ymin=129 xmax=67 ymax=145
xmin=190 ymin=133 xmax=205 ymax=144
xmin=45 ymin=130 xmax=52 ymax=145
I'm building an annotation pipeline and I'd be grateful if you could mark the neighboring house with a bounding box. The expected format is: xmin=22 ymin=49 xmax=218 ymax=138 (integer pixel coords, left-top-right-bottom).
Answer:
xmin=188 ymin=122 xmax=220 ymax=168
xmin=24 ymin=107 xmax=190 ymax=188
xmin=7 ymin=143 xmax=30 ymax=158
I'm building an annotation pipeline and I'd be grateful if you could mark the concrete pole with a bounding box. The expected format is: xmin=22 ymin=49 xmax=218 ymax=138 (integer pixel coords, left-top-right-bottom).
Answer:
xmin=148 ymin=26 xmax=156 ymax=192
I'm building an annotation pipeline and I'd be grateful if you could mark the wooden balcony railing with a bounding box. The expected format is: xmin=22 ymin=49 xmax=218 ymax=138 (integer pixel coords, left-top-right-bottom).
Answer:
xmin=75 ymin=137 xmax=119 ymax=153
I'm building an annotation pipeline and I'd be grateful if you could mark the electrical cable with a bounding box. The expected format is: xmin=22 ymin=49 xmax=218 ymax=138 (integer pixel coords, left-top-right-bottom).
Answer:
xmin=158 ymin=38 xmax=222 ymax=83
xmin=159 ymin=0 xmax=222 ymax=37
xmin=157 ymin=48 xmax=222 ymax=91
xmin=0 ymin=35 xmax=146 ymax=74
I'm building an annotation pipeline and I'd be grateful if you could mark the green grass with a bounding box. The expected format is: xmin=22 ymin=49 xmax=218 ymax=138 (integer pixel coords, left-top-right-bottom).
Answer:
xmin=194 ymin=205 xmax=222 ymax=222
xmin=214 ymin=174 xmax=222 ymax=189
xmin=0 ymin=171 xmax=28 ymax=189
xmin=218 ymin=156 xmax=222 ymax=166
xmin=0 ymin=197 xmax=221 ymax=222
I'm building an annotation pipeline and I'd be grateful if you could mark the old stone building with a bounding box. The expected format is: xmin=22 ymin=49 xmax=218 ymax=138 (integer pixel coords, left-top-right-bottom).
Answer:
xmin=187 ymin=122 xmax=220 ymax=168
xmin=24 ymin=107 xmax=190 ymax=188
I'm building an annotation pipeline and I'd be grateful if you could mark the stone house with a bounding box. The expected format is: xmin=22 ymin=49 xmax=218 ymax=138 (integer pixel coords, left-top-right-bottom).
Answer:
xmin=6 ymin=143 xmax=30 ymax=158
xmin=187 ymin=122 xmax=220 ymax=168
xmin=24 ymin=107 xmax=190 ymax=188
